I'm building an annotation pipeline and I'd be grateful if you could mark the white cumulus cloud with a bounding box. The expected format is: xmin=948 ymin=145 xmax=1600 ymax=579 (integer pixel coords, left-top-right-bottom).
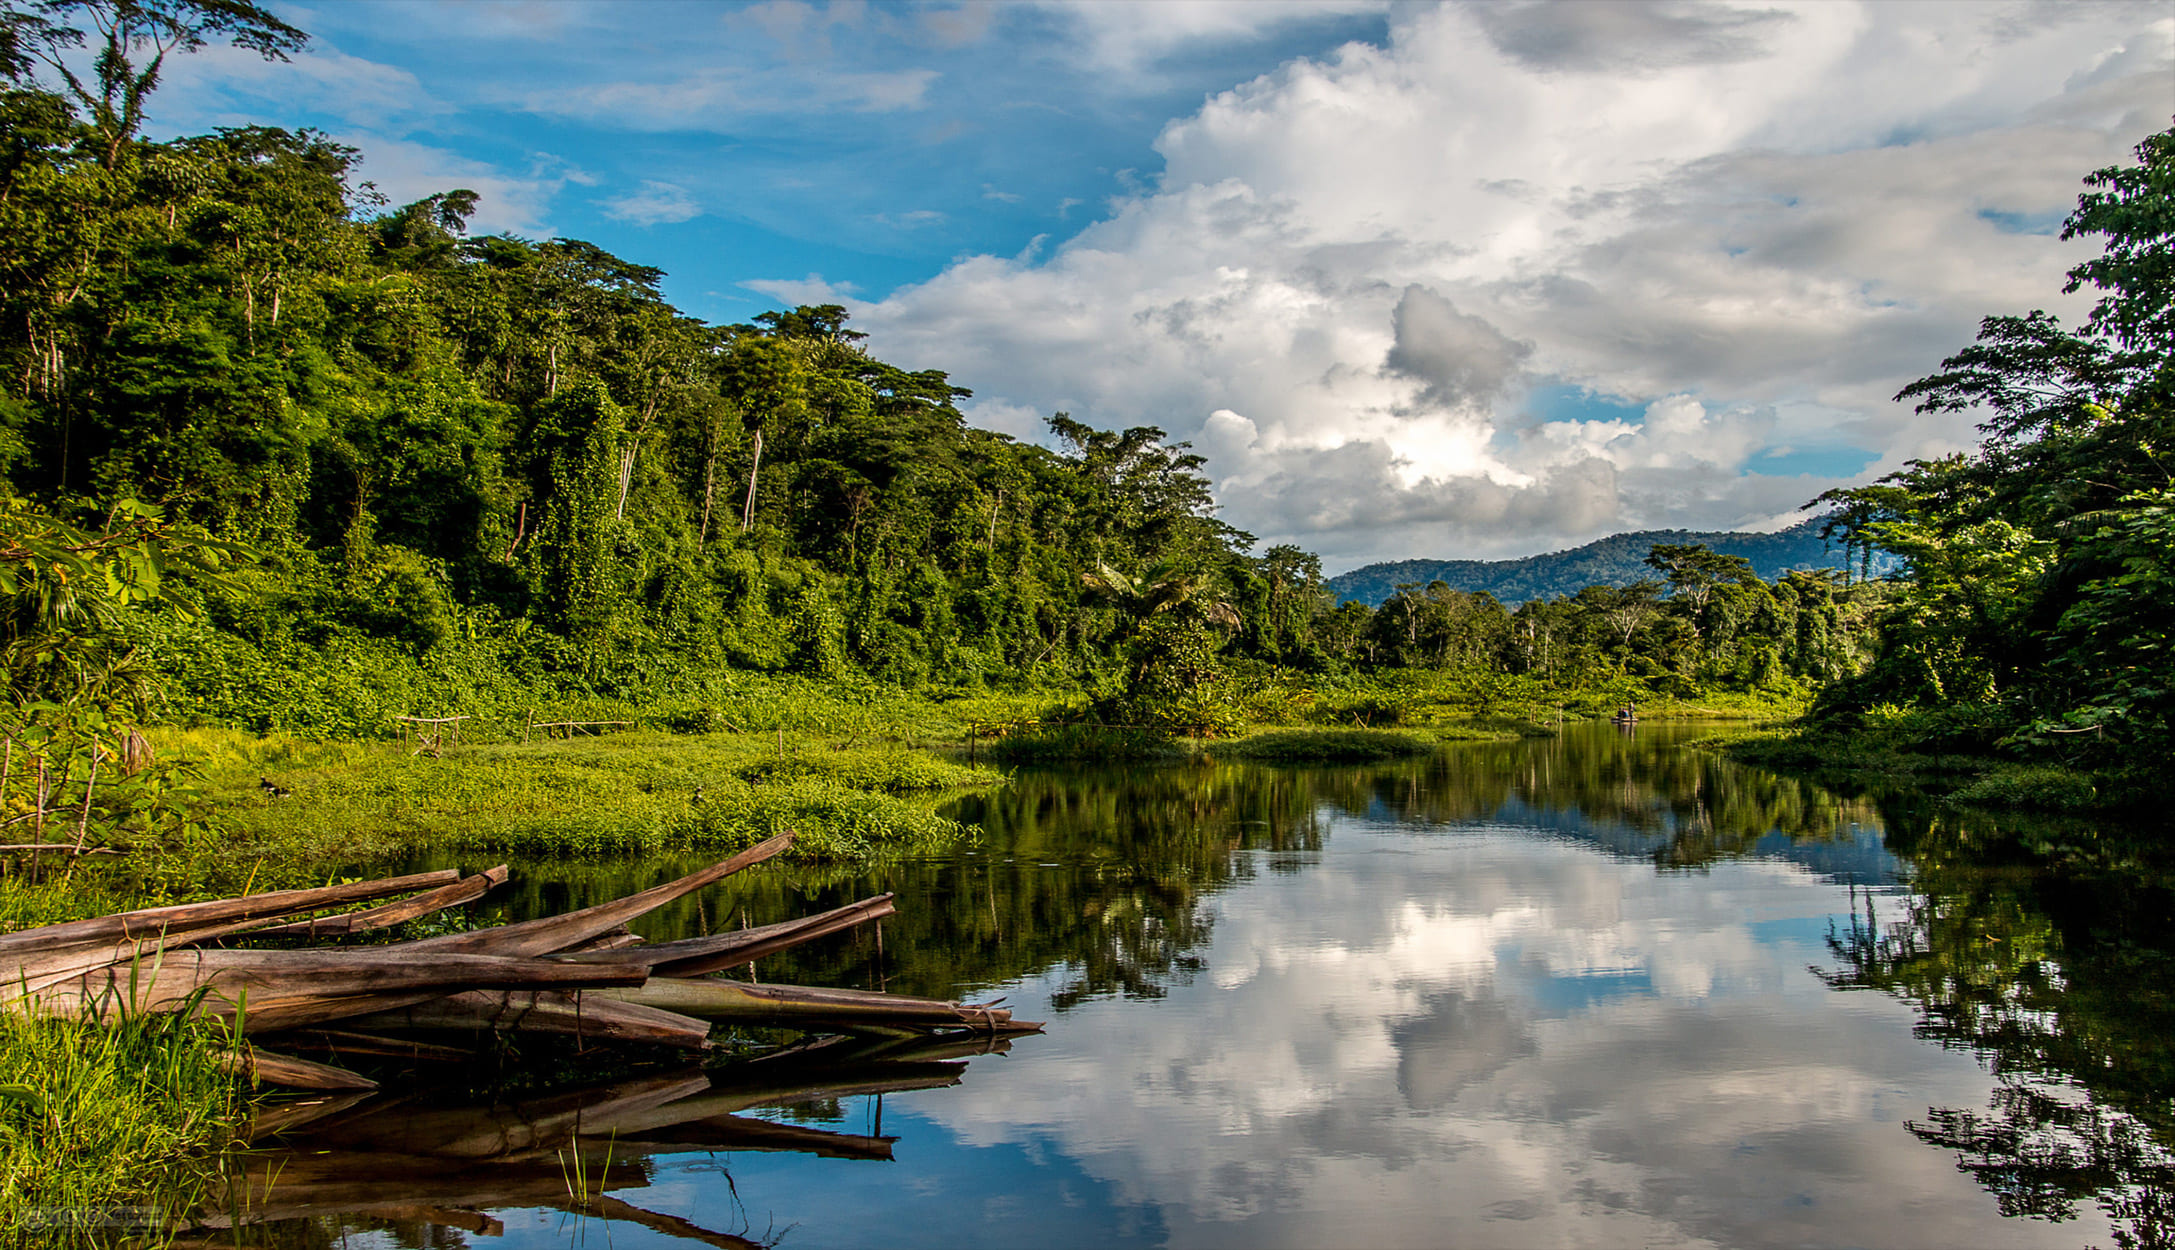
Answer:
xmin=846 ymin=0 xmax=2173 ymax=567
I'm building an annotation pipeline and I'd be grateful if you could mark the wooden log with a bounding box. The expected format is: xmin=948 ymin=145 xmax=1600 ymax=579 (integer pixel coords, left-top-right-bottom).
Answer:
xmin=398 ymin=833 xmax=794 ymax=958
xmin=0 ymin=868 xmax=462 ymax=954
xmin=247 ymin=866 xmax=510 ymax=939
xmin=767 ymin=1027 xmax=1025 ymax=1067
xmin=21 ymin=948 xmax=649 ymax=1031
xmin=643 ymin=894 xmax=896 ymax=977
xmin=593 ymin=977 xmax=1016 ymax=1028
xmin=558 ymin=924 xmax=644 ymax=953
xmin=341 ymin=989 xmax=713 ymax=1051
xmin=217 ymin=1046 xmax=379 ymax=1091
xmin=285 ymin=1029 xmax=475 ymax=1063
xmin=548 ymin=893 xmax=896 ymax=977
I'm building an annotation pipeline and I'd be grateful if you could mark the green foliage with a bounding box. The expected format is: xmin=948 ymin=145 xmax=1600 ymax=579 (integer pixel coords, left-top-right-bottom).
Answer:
xmin=0 ymin=1010 xmax=244 ymax=1247
xmin=1814 ymin=124 xmax=2175 ymax=783
xmin=1946 ymin=764 xmax=2105 ymax=813
xmin=1206 ymin=728 xmax=1432 ymax=763
xmin=0 ymin=35 xmax=1895 ymax=750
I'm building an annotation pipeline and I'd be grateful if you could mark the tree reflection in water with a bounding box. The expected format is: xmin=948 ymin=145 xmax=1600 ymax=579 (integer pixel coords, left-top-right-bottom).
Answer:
xmin=1821 ymin=809 xmax=2175 ymax=1249
xmin=387 ymin=723 xmax=2171 ymax=1245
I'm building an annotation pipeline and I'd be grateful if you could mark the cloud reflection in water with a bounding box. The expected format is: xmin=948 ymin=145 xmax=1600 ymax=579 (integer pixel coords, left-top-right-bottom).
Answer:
xmin=891 ymin=821 xmax=2110 ymax=1249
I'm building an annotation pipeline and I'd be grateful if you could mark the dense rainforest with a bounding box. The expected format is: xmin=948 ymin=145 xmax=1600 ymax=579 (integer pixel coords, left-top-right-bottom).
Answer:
xmin=0 ymin=0 xmax=1880 ymax=748
xmin=0 ymin=2 xmax=2164 ymax=799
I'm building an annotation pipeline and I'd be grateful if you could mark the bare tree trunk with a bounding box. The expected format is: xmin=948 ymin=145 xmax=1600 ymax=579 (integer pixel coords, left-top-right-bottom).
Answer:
xmin=740 ymin=428 xmax=764 ymax=532
xmin=698 ymin=450 xmax=716 ymax=552
xmin=615 ymin=443 xmax=637 ymax=521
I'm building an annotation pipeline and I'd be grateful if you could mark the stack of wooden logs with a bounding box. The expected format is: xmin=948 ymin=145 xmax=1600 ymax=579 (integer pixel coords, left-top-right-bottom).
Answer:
xmin=0 ymin=832 xmax=1038 ymax=1090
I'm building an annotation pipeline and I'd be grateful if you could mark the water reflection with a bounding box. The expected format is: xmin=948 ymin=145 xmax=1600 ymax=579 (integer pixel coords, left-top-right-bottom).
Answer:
xmin=321 ymin=723 xmax=2168 ymax=1248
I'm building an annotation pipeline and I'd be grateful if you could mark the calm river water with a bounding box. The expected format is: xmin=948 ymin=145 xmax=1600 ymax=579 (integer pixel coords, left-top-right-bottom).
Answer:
xmin=270 ymin=722 xmax=2172 ymax=1249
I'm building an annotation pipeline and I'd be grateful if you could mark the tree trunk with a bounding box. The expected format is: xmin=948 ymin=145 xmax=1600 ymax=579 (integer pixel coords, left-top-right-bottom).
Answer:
xmin=698 ymin=449 xmax=716 ymax=551
xmin=741 ymin=427 xmax=764 ymax=531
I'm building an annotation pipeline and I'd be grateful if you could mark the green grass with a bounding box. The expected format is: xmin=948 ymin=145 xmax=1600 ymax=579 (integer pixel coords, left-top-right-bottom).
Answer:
xmin=0 ymin=1012 xmax=245 ymax=1248
xmin=192 ymin=729 xmax=1001 ymax=868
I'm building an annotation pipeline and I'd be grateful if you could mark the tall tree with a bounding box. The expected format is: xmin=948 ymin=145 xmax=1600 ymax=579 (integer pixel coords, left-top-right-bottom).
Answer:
xmin=4 ymin=0 xmax=307 ymax=166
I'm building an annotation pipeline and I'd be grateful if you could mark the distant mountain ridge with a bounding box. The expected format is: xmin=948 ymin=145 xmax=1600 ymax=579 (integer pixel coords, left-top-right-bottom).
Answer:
xmin=1326 ymin=518 xmax=1884 ymax=607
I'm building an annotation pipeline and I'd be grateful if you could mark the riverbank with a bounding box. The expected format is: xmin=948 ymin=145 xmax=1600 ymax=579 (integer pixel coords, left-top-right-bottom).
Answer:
xmin=0 ymin=671 xmax=1808 ymax=1242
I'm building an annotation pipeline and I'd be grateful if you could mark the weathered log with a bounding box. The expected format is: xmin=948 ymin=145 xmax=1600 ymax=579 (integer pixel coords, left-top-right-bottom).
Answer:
xmin=766 ymin=1026 xmax=1026 ymax=1067
xmin=22 ymin=948 xmax=648 ymax=1030
xmin=217 ymin=1046 xmax=380 ymax=1091
xmin=548 ymin=893 xmax=897 ymax=977
xmin=398 ymin=832 xmax=793 ymax=958
xmin=594 ymin=977 xmax=1020 ymax=1029
xmin=0 ymin=868 xmax=462 ymax=954
xmin=284 ymin=1029 xmax=475 ymax=1063
xmin=558 ymin=924 xmax=644 ymax=953
xmin=586 ymin=1062 xmax=968 ymax=1134
xmin=247 ymin=865 xmax=509 ymax=939
xmin=341 ymin=988 xmax=713 ymax=1051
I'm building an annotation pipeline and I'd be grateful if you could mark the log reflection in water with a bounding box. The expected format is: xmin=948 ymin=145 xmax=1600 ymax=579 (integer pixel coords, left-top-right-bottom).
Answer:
xmin=195 ymin=1031 xmax=1013 ymax=1242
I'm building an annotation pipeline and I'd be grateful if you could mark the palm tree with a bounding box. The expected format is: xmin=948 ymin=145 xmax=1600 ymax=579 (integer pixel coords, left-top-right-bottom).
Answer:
xmin=1080 ymin=560 xmax=1240 ymax=640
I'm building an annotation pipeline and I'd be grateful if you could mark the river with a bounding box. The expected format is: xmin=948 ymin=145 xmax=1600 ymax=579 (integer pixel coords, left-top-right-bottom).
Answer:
xmin=258 ymin=722 xmax=2173 ymax=1249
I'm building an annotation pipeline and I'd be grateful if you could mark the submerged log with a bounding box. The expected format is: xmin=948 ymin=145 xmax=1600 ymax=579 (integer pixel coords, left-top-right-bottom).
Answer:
xmin=595 ymin=977 xmax=1033 ymax=1031
xmin=284 ymin=1029 xmax=476 ymax=1064
xmin=217 ymin=1046 xmax=380 ymax=1092
xmin=342 ymin=988 xmax=713 ymax=1051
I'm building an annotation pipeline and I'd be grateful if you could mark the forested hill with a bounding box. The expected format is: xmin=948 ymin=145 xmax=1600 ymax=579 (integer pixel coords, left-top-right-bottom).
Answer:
xmin=1327 ymin=519 xmax=1882 ymax=607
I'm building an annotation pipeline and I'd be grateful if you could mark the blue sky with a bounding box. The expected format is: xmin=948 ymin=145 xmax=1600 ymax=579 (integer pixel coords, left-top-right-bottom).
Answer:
xmin=161 ymin=2 xmax=1395 ymax=318
xmin=150 ymin=1 xmax=2174 ymax=567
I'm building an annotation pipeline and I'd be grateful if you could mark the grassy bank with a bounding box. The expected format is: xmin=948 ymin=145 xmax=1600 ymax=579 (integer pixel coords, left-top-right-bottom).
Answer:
xmin=0 ymin=1012 xmax=244 ymax=1249
xmin=183 ymin=727 xmax=1005 ymax=871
